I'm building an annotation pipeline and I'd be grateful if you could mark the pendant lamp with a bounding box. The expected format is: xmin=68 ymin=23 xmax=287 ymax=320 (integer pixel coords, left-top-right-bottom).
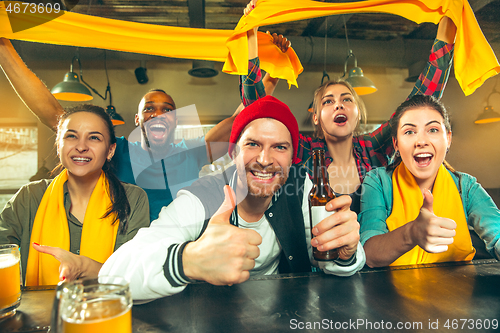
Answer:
xmin=474 ymin=86 xmax=500 ymax=124
xmin=341 ymin=16 xmax=377 ymax=95
xmin=51 ymin=56 xmax=92 ymax=101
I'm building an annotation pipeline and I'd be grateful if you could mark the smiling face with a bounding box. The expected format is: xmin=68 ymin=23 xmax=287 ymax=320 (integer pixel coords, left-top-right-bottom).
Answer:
xmin=135 ymin=91 xmax=177 ymax=152
xmin=234 ymin=118 xmax=293 ymax=199
xmin=57 ymin=111 xmax=116 ymax=181
xmin=393 ymin=107 xmax=452 ymax=190
xmin=313 ymin=84 xmax=360 ymax=141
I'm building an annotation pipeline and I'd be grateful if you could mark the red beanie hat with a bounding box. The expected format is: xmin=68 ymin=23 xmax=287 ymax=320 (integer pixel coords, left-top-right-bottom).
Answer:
xmin=229 ymin=95 xmax=301 ymax=164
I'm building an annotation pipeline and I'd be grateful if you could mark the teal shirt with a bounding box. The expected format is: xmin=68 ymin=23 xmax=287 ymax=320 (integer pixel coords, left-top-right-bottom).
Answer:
xmin=113 ymin=136 xmax=208 ymax=221
xmin=359 ymin=166 xmax=500 ymax=260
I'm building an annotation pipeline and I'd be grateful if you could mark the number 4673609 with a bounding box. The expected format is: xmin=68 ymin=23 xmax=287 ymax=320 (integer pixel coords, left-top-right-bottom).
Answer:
xmin=443 ymin=319 xmax=498 ymax=330
xmin=5 ymin=2 xmax=61 ymax=14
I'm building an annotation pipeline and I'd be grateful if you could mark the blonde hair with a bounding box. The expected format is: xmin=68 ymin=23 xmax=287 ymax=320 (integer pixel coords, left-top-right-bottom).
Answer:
xmin=311 ymin=79 xmax=367 ymax=139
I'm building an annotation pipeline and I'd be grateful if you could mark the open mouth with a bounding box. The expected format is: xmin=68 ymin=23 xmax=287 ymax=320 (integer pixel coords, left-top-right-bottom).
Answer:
xmin=414 ymin=153 xmax=433 ymax=166
xmin=147 ymin=122 xmax=168 ymax=139
xmin=334 ymin=114 xmax=348 ymax=124
xmin=71 ymin=156 xmax=91 ymax=163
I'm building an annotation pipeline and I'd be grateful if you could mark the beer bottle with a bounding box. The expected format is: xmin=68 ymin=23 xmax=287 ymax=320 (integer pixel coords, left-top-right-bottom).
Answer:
xmin=309 ymin=148 xmax=339 ymax=261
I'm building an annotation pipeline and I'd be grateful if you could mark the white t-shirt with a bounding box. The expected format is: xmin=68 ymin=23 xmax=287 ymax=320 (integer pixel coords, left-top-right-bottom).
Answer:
xmin=101 ymin=170 xmax=366 ymax=302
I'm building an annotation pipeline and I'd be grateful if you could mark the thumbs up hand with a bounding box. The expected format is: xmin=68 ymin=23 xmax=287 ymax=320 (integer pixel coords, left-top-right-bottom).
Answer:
xmin=409 ymin=189 xmax=457 ymax=253
xmin=182 ymin=186 xmax=262 ymax=286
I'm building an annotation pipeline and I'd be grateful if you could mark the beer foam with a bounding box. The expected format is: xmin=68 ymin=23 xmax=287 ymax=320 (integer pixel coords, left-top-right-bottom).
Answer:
xmin=0 ymin=254 xmax=19 ymax=269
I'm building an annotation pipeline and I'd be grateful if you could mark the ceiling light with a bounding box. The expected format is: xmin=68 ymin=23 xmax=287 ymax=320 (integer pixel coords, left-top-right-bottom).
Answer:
xmin=475 ymin=87 xmax=500 ymax=124
xmin=342 ymin=16 xmax=377 ymax=95
xmin=342 ymin=50 xmax=377 ymax=96
xmin=475 ymin=106 xmax=500 ymax=124
xmin=51 ymin=56 xmax=92 ymax=101
xmin=52 ymin=51 xmax=125 ymax=125
xmin=106 ymin=105 xmax=125 ymax=126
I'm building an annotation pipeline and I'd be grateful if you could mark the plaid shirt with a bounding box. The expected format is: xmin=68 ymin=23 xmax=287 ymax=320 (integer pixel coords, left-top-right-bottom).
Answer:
xmin=240 ymin=39 xmax=454 ymax=182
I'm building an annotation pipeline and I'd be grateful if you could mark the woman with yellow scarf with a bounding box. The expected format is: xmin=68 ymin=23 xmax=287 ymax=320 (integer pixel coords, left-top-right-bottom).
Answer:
xmin=239 ymin=1 xmax=456 ymax=216
xmin=0 ymin=105 xmax=150 ymax=285
xmin=359 ymin=95 xmax=500 ymax=267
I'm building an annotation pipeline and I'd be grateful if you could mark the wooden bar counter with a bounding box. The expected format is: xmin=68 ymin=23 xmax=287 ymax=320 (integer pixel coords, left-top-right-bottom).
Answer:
xmin=2 ymin=259 xmax=499 ymax=332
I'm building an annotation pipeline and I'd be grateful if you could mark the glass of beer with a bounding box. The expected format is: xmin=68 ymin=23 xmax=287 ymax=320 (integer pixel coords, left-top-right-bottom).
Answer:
xmin=0 ymin=244 xmax=21 ymax=320
xmin=51 ymin=276 xmax=132 ymax=333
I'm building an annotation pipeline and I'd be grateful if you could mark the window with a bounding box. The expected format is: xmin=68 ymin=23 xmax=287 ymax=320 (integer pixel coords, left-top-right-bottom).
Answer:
xmin=0 ymin=123 xmax=38 ymax=195
xmin=174 ymin=124 xmax=215 ymax=141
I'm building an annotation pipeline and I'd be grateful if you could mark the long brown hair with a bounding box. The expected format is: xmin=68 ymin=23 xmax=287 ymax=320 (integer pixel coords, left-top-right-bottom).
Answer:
xmin=55 ymin=104 xmax=131 ymax=234
xmin=311 ymin=79 xmax=367 ymax=139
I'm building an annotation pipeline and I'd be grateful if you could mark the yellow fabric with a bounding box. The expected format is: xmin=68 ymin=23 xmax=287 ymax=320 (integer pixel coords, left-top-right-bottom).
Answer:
xmin=226 ymin=0 xmax=499 ymax=95
xmin=0 ymin=0 xmax=498 ymax=93
xmin=386 ymin=163 xmax=475 ymax=266
xmin=26 ymin=170 xmax=118 ymax=286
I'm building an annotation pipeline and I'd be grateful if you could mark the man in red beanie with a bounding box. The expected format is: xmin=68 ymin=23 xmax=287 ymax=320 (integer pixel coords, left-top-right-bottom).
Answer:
xmin=101 ymin=96 xmax=365 ymax=301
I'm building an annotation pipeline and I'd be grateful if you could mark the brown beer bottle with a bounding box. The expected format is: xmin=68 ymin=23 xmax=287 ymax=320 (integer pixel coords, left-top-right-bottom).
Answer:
xmin=309 ymin=148 xmax=339 ymax=261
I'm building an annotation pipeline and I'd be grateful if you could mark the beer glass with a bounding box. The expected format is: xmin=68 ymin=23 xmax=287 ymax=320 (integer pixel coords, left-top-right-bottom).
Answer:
xmin=50 ymin=276 xmax=132 ymax=333
xmin=0 ymin=244 xmax=21 ymax=320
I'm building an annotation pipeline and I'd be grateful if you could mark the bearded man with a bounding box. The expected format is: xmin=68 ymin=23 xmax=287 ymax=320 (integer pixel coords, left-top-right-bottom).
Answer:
xmin=101 ymin=96 xmax=365 ymax=301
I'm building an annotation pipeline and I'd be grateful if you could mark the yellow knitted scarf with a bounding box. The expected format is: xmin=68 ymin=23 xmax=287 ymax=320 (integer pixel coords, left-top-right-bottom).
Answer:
xmin=387 ymin=163 xmax=475 ymax=266
xmin=26 ymin=170 xmax=118 ymax=286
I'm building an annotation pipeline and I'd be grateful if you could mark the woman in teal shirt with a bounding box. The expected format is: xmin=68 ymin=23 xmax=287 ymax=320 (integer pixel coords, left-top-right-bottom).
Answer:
xmin=359 ymin=95 xmax=500 ymax=267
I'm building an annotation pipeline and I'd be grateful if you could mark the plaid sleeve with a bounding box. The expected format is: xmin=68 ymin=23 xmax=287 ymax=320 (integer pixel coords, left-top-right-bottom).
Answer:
xmin=407 ymin=39 xmax=454 ymax=100
xmin=239 ymin=57 xmax=266 ymax=107
xmin=362 ymin=120 xmax=394 ymax=157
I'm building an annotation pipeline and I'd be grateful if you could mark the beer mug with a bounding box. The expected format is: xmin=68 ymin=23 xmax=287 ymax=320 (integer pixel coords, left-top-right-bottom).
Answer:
xmin=0 ymin=244 xmax=21 ymax=319
xmin=50 ymin=276 xmax=132 ymax=333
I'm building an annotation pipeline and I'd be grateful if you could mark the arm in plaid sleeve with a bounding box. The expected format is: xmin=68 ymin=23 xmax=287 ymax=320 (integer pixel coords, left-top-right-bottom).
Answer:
xmin=240 ymin=42 xmax=454 ymax=108
xmin=359 ymin=35 xmax=454 ymax=169
xmin=407 ymin=39 xmax=454 ymax=100
xmin=240 ymin=57 xmax=265 ymax=107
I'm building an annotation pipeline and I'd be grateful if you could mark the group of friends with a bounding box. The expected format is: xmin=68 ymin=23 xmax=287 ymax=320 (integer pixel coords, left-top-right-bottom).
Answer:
xmin=0 ymin=1 xmax=499 ymax=303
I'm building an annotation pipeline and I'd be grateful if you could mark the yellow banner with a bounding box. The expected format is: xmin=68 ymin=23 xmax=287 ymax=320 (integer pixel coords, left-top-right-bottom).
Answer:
xmin=0 ymin=0 xmax=498 ymax=94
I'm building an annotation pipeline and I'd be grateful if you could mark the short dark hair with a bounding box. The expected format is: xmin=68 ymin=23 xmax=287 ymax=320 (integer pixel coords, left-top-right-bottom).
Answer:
xmin=390 ymin=95 xmax=451 ymax=139
xmin=147 ymin=88 xmax=168 ymax=95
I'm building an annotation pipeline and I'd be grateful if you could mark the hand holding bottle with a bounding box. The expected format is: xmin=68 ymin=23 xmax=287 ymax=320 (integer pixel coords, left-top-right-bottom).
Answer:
xmin=311 ymin=195 xmax=359 ymax=261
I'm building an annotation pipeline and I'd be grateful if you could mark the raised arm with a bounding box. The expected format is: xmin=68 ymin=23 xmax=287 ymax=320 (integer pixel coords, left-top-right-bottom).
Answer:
xmin=205 ymin=0 xmax=288 ymax=161
xmin=407 ymin=16 xmax=456 ymax=100
xmin=436 ymin=16 xmax=456 ymax=44
xmin=0 ymin=38 xmax=64 ymax=130
xmin=360 ymin=16 xmax=457 ymax=167
xmin=240 ymin=31 xmax=288 ymax=108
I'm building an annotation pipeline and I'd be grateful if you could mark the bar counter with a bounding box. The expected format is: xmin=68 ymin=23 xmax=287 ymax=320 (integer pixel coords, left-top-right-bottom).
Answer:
xmin=2 ymin=259 xmax=499 ymax=332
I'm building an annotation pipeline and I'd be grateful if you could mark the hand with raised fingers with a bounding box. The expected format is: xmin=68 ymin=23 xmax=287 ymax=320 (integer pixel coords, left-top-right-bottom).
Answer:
xmin=243 ymin=0 xmax=257 ymax=16
xmin=182 ymin=186 xmax=262 ymax=286
xmin=266 ymin=31 xmax=291 ymax=53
